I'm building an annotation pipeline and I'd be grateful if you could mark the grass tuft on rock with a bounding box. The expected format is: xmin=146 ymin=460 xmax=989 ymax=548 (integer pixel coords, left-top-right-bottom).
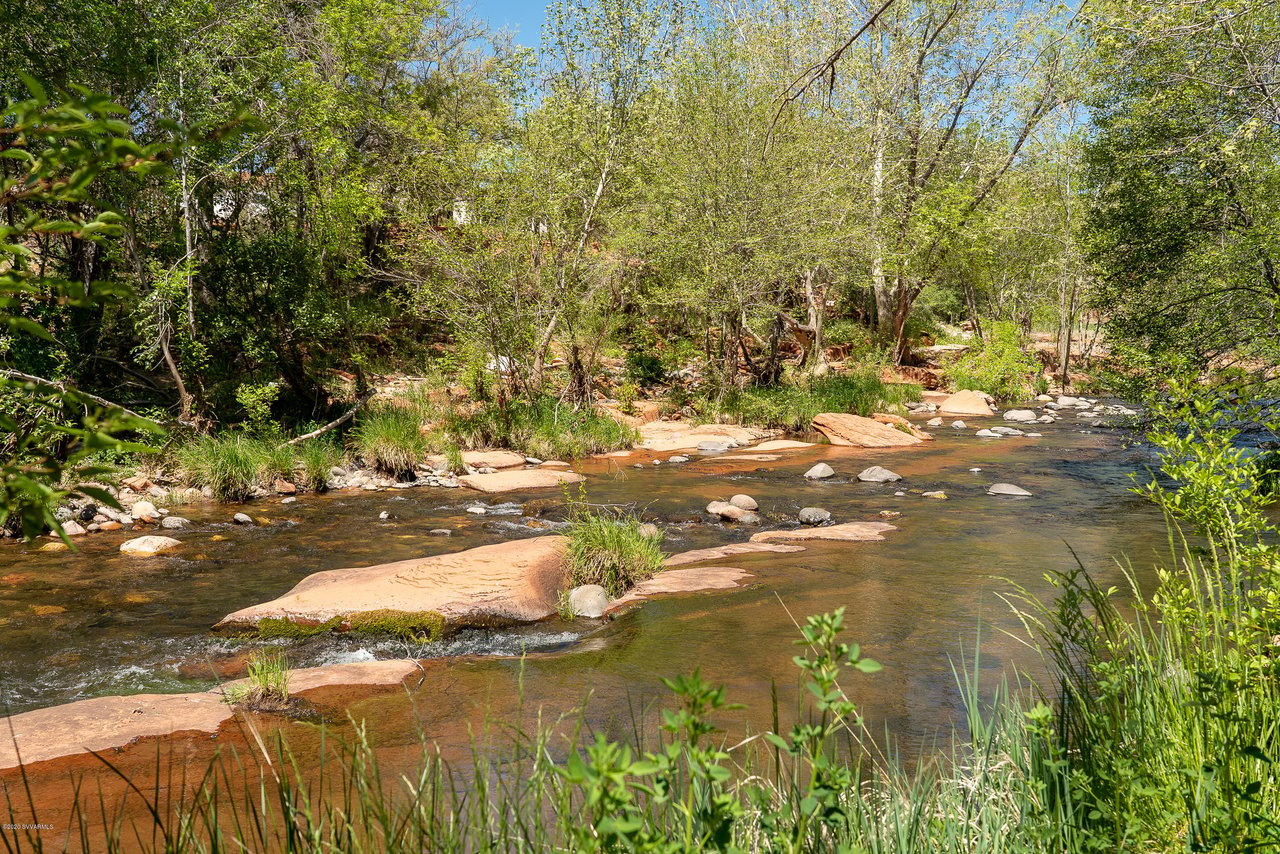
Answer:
xmin=173 ymin=435 xmax=278 ymax=502
xmin=255 ymin=616 xmax=342 ymax=639
xmin=566 ymin=509 xmax=664 ymax=598
xmin=222 ymin=650 xmax=290 ymax=712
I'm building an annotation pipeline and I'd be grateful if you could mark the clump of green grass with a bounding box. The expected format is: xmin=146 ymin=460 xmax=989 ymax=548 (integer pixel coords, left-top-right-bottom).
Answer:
xmin=221 ymin=650 xmax=290 ymax=712
xmin=173 ymin=435 xmax=277 ymax=502
xmin=296 ymin=439 xmax=344 ymax=491
xmin=447 ymin=397 xmax=638 ymax=460
xmin=565 ymin=509 xmax=664 ymax=598
xmin=712 ymin=369 xmax=921 ymax=430
xmin=349 ymin=404 xmax=429 ymax=476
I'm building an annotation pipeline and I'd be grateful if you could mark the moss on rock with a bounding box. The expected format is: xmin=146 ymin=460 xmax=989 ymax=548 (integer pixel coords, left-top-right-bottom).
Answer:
xmin=344 ymin=609 xmax=446 ymax=642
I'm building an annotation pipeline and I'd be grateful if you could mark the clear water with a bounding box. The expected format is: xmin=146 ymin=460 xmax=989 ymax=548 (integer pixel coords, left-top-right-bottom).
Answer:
xmin=0 ymin=412 xmax=1165 ymax=759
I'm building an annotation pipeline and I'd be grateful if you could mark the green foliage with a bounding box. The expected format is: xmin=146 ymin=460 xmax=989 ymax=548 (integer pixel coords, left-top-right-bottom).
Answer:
xmin=624 ymin=350 xmax=666 ymax=386
xmin=296 ymin=439 xmax=343 ymax=492
xmin=349 ymin=404 xmax=429 ymax=476
xmin=945 ymin=321 xmax=1041 ymax=401
xmin=172 ymin=434 xmax=294 ymax=501
xmin=0 ymin=83 xmax=167 ymax=540
xmin=565 ymin=506 xmax=665 ymax=598
xmin=222 ymin=650 xmax=290 ymax=711
xmin=234 ymin=381 xmax=282 ymax=436
xmin=254 ymin=617 xmax=342 ymax=640
xmin=446 ymin=398 xmax=638 ymax=461
xmin=711 ymin=369 xmax=921 ymax=431
xmin=1083 ymin=0 xmax=1280 ymax=379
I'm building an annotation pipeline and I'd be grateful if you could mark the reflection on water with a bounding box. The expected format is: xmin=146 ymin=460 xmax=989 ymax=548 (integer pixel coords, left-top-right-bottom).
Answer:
xmin=0 ymin=416 xmax=1165 ymax=757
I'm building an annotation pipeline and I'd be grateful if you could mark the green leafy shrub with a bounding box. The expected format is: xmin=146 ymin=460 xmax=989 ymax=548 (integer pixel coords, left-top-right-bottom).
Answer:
xmin=624 ymin=350 xmax=665 ymax=386
xmin=565 ymin=509 xmax=664 ymax=598
xmin=944 ymin=321 xmax=1040 ymax=401
xmin=350 ymin=404 xmax=429 ymax=475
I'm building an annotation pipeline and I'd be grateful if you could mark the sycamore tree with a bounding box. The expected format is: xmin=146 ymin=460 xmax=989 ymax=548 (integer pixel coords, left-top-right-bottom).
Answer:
xmin=765 ymin=0 xmax=1072 ymax=362
xmin=636 ymin=26 xmax=854 ymax=392
xmin=408 ymin=0 xmax=682 ymax=404
xmin=1083 ymin=0 xmax=1280 ymax=379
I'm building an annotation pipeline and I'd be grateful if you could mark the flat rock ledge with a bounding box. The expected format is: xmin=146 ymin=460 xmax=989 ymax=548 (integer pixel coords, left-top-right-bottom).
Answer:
xmin=664 ymin=542 xmax=806 ymax=566
xmin=750 ymin=521 xmax=898 ymax=544
xmin=811 ymin=413 xmax=926 ymax=448
xmin=608 ymin=567 xmax=752 ymax=612
xmin=741 ymin=439 xmax=815 ymax=452
xmin=0 ymin=659 xmax=421 ymax=771
xmin=214 ymin=537 xmax=568 ymax=633
xmin=458 ymin=470 xmax=583 ymax=493
xmin=636 ymin=421 xmax=774 ymax=453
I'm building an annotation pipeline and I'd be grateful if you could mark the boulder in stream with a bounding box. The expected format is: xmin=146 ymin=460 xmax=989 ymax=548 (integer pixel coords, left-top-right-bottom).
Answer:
xmin=798 ymin=507 xmax=832 ymax=525
xmin=729 ymin=494 xmax=758 ymax=510
xmin=812 ymin=413 xmax=926 ymax=447
xmin=567 ymin=585 xmax=610 ymax=618
xmin=804 ymin=463 xmax=835 ymax=479
xmin=120 ymin=535 xmax=183 ymax=556
xmin=214 ymin=536 xmax=569 ymax=633
xmin=857 ymin=465 xmax=902 ymax=483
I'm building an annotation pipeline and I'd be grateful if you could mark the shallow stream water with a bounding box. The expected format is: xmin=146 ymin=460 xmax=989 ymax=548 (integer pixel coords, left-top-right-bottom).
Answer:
xmin=0 ymin=409 xmax=1167 ymax=764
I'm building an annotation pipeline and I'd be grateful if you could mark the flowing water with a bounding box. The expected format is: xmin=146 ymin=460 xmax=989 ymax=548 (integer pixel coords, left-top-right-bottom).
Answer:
xmin=0 ymin=412 xmax=1167 ymax=763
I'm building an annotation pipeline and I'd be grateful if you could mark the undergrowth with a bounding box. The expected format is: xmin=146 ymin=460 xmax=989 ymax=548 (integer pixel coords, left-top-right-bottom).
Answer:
xmin=709 ymin=369 xmax=921 ymax=430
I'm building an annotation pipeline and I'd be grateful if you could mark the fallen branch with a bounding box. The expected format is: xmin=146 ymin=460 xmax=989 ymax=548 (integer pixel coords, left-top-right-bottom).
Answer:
xmin=280 ymin=390 xmax=376 ymax=447
xmin=2 ymin=368 xmax=155 ymax=423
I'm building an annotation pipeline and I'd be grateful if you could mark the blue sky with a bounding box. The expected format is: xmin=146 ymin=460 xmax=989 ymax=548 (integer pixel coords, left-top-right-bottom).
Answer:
xmin=472 ymin=1 xmax=549 ymax=47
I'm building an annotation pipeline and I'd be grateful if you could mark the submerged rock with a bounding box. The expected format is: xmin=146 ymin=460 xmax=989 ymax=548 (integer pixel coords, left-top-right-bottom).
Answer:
xmin=751 ymin=521 xmax=897 ymax=543
xmin=664 ymin=542 xmax=805 ymax=566
xmin=160 ymin=516 xmax=190 ymax=530
xmin=744 ymin=439 xmax=815 ymax=452
xmin=857 ymin=465 xmax=902 ymax=483
xmin=459 ymin=470 xmax=583 ymax=493
xmin=988 ymin=483 xmax=1033 ymax=497
xmin=232 ymin=512 xmax=254 ymax=525
xmin=921 ymin=491 xmax=947 ymax=500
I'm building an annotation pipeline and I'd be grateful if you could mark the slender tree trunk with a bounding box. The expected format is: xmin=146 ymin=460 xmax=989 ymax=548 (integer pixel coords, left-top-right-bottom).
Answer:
xmin=870 ymin=108 xmax=893 ymax=338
